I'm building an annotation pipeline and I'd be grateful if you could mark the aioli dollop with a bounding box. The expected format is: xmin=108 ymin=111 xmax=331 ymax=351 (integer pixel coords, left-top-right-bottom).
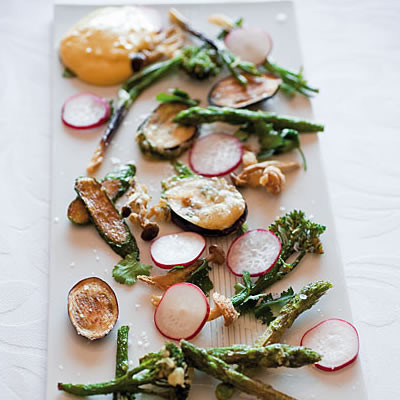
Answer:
xmin=60 ymin=6 xmax=162 ymax=86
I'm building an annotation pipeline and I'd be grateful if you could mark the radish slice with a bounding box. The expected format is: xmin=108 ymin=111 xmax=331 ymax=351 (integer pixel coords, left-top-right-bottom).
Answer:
xmin=189 ymin=133 xmax=243 ymax=177
xmin=150 ymin=232 xmax=206 ymax=269
xmin=300 ymin=318 xmax=359 ymax=372
xmin=154 ymin=283 xmax=210 ymax=340
xmin=226 ymin=229 xmax=281 ymax=277
xmin=225 ymin=28 xmax=273 ymax=65
xmin=62 ymin=93 xmax=110 ymax=129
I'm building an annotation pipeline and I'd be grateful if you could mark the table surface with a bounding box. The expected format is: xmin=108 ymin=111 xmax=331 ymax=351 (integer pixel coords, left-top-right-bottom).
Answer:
xmin=1 ymin=0 xmax=399 ymax=399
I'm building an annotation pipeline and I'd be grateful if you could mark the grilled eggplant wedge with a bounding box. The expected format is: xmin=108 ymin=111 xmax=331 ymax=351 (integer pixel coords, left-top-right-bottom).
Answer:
xmin=164 ymin=175 xmax=247 ymax=236
xmin=68 ymin=163 xmax=136 ymax=225
xmin=68 ymin=277 xmax=118 ymax=340
xmin=208 ymin=73 xmax=281 ymax=108
xmin=75 ymin=177 xmax=139 ymax=258
xmin=137 ymin=103 xmax=198 ymax=159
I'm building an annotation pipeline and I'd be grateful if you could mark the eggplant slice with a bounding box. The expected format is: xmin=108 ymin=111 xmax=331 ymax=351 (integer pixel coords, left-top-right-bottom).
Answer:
xmin=208 ymin=73 xmax=282 ymax=108
xmin=137 ymin=103 xmax=198 ymax=159
xmin=164 ymin=176 xmax=247 ymax=236
xmin=68 ymin=277 xmax=119 ymax=340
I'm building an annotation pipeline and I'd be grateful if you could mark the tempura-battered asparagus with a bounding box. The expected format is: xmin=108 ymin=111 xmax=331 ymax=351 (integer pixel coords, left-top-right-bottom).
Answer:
xmin=207 ymin=343 xmax=321 ymax=368
xmin=114 ymin=326 xmax=130 ymax=400
xmin=174 ymin=106 xmax=324 ymax=132
xmin=256 ymin=281 xmax=333 ymax=347
xmin=181 ymin=340 xmax=296 ymax=400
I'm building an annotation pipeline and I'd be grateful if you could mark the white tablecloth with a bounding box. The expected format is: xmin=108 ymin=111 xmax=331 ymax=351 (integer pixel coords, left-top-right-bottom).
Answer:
xmin=0 ymin=0 xmax=399 ymax=398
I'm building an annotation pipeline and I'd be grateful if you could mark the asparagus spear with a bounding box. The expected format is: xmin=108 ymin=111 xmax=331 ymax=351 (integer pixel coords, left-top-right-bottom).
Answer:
xmin=213 ymin=281 xmax=330 ymax=400
xmin=114 ymin=326 xmax=130 ymax=400
xmin=87 ymin=56 xmax=182 ymax=174
xmin=208 ymin=343 xmax=321 ymax=368
xmin=256 ymin=280 xmax=333 ymax=347
xmin=58 ymin=342 xmax=191 ymax=398
xmin=174 ymin=106 xmax=324 ymax=132
xmin=181 ymin=340 xmax=296 ymax=400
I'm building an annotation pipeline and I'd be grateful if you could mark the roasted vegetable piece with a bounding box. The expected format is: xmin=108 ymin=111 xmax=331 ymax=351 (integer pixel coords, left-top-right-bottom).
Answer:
xmin=209 ymin=73 xmax=281 ymax=108
xmin=162 ymin=163 xmax=247 ymax=236
xmin=68 ymin=277 xmax=118 ymax=340
xmin=180 ymin=340 xmax=296 ymax=400
xmin=68 ymin=163 xmax=136 ymax=225
xmin=137 ymin=102 xmax=198 ymax=160
xmin=207 ymin=343 xmax=321 ymax=368
xmin=58 ymin=342 xmax=191 ymax=398
xmin=67 ymin=197 xmax=91 ymax=225
xmin=175 ymin=106 xmax=324 ymax=133
xmin=256 ymin=281 xmax=333 ymax=347
xmin=75 ymin=177 xmax=139 ymax=258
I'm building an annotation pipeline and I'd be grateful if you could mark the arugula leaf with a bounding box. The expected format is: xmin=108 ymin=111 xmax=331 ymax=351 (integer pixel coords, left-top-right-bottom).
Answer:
xmin=113 ymin=253 xmax=152 ymax=286
xmin=187 ymin=260 xmax=213 ymax=296
xmin=239 ymin=121 xmax=307 ymax=170
xmin=156 ymin=88 xmax=200 ymax=107
xmin=254 ymin=287 xmax=295 ymax=324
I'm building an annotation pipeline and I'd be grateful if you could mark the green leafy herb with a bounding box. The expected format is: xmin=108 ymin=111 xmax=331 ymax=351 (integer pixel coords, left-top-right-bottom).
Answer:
xmin=254 ymin=287 xmax=295 ymax=324
xmin=113 ymin=253 xmax=152 ymax=286
xmin=187 ymin=260 xmax=214 ymax=296
xmin=62 ymin=66 xmax=77 ymax=78
xmin=156 ymin=88 xmax=200 ymax=107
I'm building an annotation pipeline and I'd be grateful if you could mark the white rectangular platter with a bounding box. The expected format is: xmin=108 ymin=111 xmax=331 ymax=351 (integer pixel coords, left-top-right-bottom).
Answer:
xmin=48 ymin=2 xmax=367 ymax=399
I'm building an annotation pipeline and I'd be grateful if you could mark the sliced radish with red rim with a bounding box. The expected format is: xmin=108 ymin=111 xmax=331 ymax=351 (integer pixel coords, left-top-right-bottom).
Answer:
xmin=62 ymin=93 xmax=111 ymax=129
xmin=300 ymin=318 xmax=359 ymax=372
xmin=225 ymin=28 xmax=273 ymax=65
xmin=150 ymin=231 xmax=206 ymax=269
xmin=154 ymin=283 xmax=210 ymax=340
xmin=189 ymin=133 xmax=243 ymax=177
xmin=227 ymin=229 xmax=281 ymax=277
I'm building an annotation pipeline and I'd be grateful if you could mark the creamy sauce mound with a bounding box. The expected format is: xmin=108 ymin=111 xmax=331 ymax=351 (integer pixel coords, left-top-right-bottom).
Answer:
xmin=60 ymin=6 xmax=161 ymax=86
xmin=165 ymin=176 xmax=246 ymax=230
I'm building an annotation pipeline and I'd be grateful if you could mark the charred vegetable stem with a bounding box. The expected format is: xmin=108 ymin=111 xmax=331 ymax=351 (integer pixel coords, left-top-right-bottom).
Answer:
xmin=180 ymin=340 xmax=296 ymax=400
